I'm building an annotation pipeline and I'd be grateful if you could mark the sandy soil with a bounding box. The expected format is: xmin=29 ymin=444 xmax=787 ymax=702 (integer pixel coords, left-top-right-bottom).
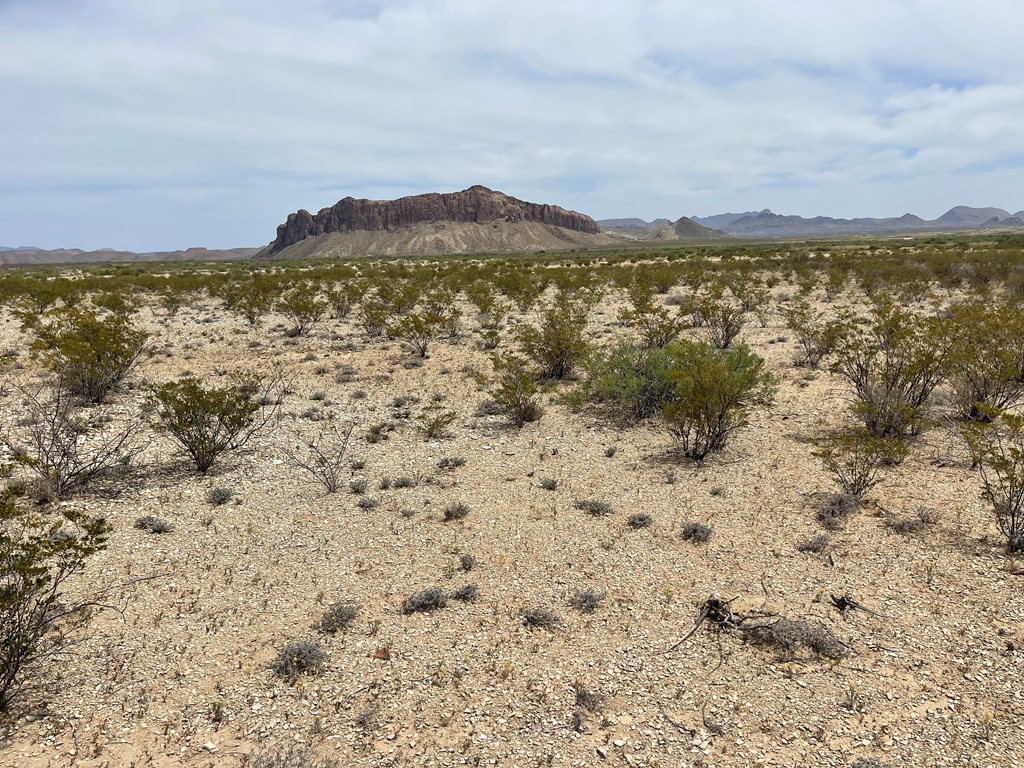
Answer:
xmin=0 ymin=282 xmax=1021 ymax=768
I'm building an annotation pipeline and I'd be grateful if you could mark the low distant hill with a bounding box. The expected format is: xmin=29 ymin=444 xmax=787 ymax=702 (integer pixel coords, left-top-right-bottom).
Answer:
xmin=692 ymin=205 xmax=1024 ymax=238
xmin=0 ymin=246 xmax=259 ymax=266
xmin=259 ymin=185 xmax=614 ymax=258
xmin=600 ymin=215 xmax=731 ymax=242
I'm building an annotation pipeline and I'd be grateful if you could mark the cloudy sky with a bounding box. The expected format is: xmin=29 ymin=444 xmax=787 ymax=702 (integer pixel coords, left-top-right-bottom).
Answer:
xmin=2 ymin=0 xmax=1023 ymax=250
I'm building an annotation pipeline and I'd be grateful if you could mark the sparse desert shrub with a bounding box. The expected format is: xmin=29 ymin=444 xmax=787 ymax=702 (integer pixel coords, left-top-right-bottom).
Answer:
xmin=356 ymin=496 xmax=379 ymax=510
xmin=151 ymin=374 xmax=280 ymax=472
xmin=490 ymin=355 xmax=544 ymax=427
xmin=389 ymin=307 xmax=446 ymax=357
xmin=539 ymin=477 xmax=559 ymax=491
xmin=961 ymin=411 xmax=1024 ymax=552
xmin=946 ymin=300 xmax=1024 ymax=421
xmin=276 ymin=282 xmax=326 ymax=337
xmin=401 ymin=587 xmax=448 ymax=614
xmin=270 ymin=640 xmax=327 ymax=682
xmin=620 ymin=297 xmax=688 ymax=349
xmin=626 ymin=512 xmax=653 ymax=529
xmin=814 ymin=429 xmax=907 ymax=499
xmin=217 ymin=275 xmax=276 ymax=325
xmin=247 ymin=744 xmax=339 ymax=768
xmin=518 ymin=295 xmax=590 ymax=380
xmin=0 ymin=493 xmax=110 ymax=712
xmin=317 ymin=602 xmax=358 ymax=634
xmin=356 ymin=299 xmax=390 ymax=337
xmin=680 ymin=521 xmax=713 ymax=543
xmin=206 ymin=486 xmax=235 ymax=506
xmin=443 ymin=502 xmax=470 ymax=522
xmin=782 ymin=300 xmax=848 ymax=368
xmin=134 ymin=514 xmax=173 ymax=534
xmin=817 ymin=492 xmax=860 ymax=530
xmin=832 ymin=295 xmax=952 ymax=437
xmin=459 ymin=553 xmax=476 ymax=571
xmin=797 ymin=534 xmax=830 ymax=553
xmin=522 ymin=606 xmax=561 ymax=630
xmin=2 ymin=385 xmax=144 ymax=500
xmin=451 ymin=583 xmax=478 ymax=602
xmin=744 ymin=618 xmax=849 ymax=660
xmin=577 ymin=342 xmax=676 ymax=421
xmin=283 ymin=423 xmax=353 ymax=494
xmin=662 ymin=341 xmax=776 ymax=460
xmin=569 ymin=588 xmax=604 ymax=614
xmin=30 ymin=307 xmax=148 ymax=403
xmin=701 ymin=298 xmax=746 ymax=349
xmin=418 ymin=408 xmax=457 ymax=440
xmin=574 ymin=498 xmax=612 ymax=516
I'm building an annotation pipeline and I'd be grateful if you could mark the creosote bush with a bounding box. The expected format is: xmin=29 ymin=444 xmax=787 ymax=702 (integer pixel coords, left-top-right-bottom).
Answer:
xmin=490 ymin=355 xmax=544 ymax=427
xmin=961 ymin=411 xmax=1024 ymax=552
xmin=577 ymin=342 xmax=676 ymax=422
xmin=518 ymin=295 xmax=590 ymax=380
xmin=662 ymin=341 xmax=775 ymax=460
xmin=814 ymin=429 xmax=907 ymax=499
xmin=0 ymin=492 xmax=111 ymax=712
xmin=151 ymin=374 xmax=279 ymax=472
xmin=29 ymin=307 xmax=148 ymax=403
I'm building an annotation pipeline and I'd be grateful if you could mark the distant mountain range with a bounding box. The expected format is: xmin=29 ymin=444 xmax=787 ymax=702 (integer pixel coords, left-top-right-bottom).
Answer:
xmin=686 ymin=206 xmax=1024 ymax=238
xmin=598 ymin=216 xmax=731 ymax=242
xmin=0 ymin=246 xmax=260 ymax=265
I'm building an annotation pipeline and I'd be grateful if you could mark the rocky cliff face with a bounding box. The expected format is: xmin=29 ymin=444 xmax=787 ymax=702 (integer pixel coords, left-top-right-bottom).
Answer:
xmin=265 ymin=185 xmax=600 ymax=254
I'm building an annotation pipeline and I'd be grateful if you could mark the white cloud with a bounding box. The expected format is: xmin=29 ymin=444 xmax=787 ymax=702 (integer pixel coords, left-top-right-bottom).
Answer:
xmin=1 ymin=0 xmax=1022 ymax=249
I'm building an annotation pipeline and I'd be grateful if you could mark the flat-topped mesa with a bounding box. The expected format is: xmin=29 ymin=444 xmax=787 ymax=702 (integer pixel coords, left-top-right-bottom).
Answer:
xmin=266 ymin=185 xmax=600 ymax=253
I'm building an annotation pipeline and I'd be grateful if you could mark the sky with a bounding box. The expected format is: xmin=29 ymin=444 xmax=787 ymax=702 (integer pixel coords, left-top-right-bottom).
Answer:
xmin=2 ymin=0 xmax=1023 ymax=251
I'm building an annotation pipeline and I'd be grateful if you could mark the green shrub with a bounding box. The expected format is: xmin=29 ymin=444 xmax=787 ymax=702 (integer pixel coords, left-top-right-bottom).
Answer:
xmin=518 ymin=295 xmax=590 ymax=380
xmin=700 ymin=298 xmax=746 ymax=349
xmin=150 ymin=375 xmax=278 ymax=472
xmin=389 ymin=306 xmax=447 ymax=357
xmin=947 ymin=300 xmax=1024 ymax=421
xmin=577 ymin=342 xmax=676 ymax=421
xmin=782 ymin=300 xmax=848 ymax=368
xmin=662 ymin=341 xmax=775 ymax=460
xmin=814 ymin=429 xmax=906 ymax=499
xmin=832 ymin=296 xmax=951 ymax=437
xmin=490 ymin=355 xmax=544 ymax=427
xmin=30 ymin=308 xmax=148 ymax=403
xmin=218 ymin=275 xmax=276 ymax=325
xmin=961 ymin=411 xmax=1024 ymax=552
xmin=276 ymin=283 xmax=327 ymax=337
xmin=0 ymin=491 xmax=110 ymax=712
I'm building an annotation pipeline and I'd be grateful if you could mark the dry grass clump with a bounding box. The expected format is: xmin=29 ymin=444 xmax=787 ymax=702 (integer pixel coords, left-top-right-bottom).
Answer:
xmin=574 ymin=498 xmax=612 ymax=516
xmin=797 ymin=533 xmax=830 ymax=553
xmin=522 ymin=606 xmax=561 ymax=629
xmin=451 ymin=583 xmax=478 ymax=602
xmin=744 ymin=619 xmax=849 ymax=660
xmin=270 ymin=640 xmax=327 ymax=682
xmin=817 ymin=492 xmax=860 ymax=530
xmin=680 ymin=520 xmax=713 ymax=543
xmin=316 ymin=602 xmax=358 ymax=635
xmin=401 ymin=587 xmax=448 ymax=614
xmin=569 ymin=588 xmax=605 ymax=614
xmin=134 ymin=515 xmax=173 ymax=534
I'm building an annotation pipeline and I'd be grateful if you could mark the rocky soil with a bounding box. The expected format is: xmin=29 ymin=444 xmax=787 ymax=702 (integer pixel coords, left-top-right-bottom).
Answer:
xmin=1 ymin=282 xmax=1022 ymax=768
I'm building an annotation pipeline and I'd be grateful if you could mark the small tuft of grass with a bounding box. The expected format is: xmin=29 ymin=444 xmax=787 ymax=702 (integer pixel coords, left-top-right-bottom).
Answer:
xmin=317 ymin=602 xmax=358 ymax=635
xmin=134 ymin=515 xmax=173 ymax=534
xmin=443 ymin=502 xmax=470 ymax=522
xmin=348 ymin=477 xmax=368 ymax=495
xmin=569 ymin=588 xmax=604 ymax=614
xmin=626 ymin=512 xmax=653 ymax=529
xmin=680 ymin=521 xmax=713 ymax=543
xmin=401 ymin=587 xmax=448 ymax=614
xmin=574 ymin=498 xmax=613 ymax=516
xmin=817 ymin=492 xmax=860 ymax=530
xmin=797 ymin=534 xmax=830 ymax=554
xmin=357 ymin=496 xmax=379 ymax=510
xmin=437 ymin=456 xmax=467 ymax=470
xmin=206 ymin=486 xmax=235 ymax=506
xmin=270 ymin=640 xmax=327 ymax=682
xmin=522 ymin=606 xmax=561 ymax=630
xmin=459 ymin=553 xmax=476 ymax=572
xmin=539 ymin=477 xmax=559 ymax=491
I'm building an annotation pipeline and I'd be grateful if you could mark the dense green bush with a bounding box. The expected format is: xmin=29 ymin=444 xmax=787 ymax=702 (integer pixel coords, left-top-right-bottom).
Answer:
xmin=577 ymin=342 xmax=676 ymax=421
xmin=30 ymin=308 xmax=148 ymax=403
xmin=662 ymin=341 xmax=775 ymax=460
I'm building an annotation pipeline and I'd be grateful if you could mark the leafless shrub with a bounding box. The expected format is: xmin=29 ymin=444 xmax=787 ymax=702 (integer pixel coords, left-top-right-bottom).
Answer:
xmin=283 ymin=423 xmax=354 ymax=494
